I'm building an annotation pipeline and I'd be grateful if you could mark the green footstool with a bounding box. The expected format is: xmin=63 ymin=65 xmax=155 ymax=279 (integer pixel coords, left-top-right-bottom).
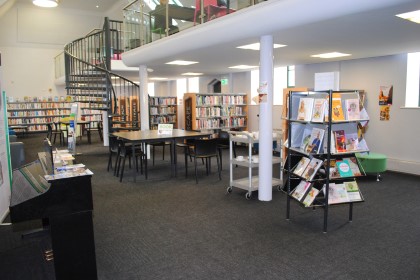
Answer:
xmin=355 ymin=152 xmax=387 ymax=181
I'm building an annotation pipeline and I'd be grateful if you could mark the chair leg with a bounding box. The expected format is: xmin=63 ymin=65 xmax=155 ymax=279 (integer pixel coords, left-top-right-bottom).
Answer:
xmin=162 ymin=145 xmax=165 ymax=160
xmin=219 ymin=148 xmax=223 ymax=170
xmin=152 ymin=145 xmax=155 ymax=166
xmin=194 ymin=157 xmax=198 ymax=184
xmin=217 ymin=155 xmax=221 ymax=180
xmin=184 ymin=147 xmax=188 ymax=177
xmin=120 ymin=156 xmax=126 ymax=182
xmin=107 ymin=153 xmax=113 ymax=172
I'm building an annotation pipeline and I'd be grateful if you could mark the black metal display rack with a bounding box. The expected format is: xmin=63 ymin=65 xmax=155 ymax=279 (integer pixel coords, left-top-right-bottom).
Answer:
xmin=285 ymin=90 xmax=369 ymax=232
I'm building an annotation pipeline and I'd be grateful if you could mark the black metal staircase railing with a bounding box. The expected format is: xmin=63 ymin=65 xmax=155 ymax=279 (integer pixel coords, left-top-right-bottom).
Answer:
xmin=64 ymin=18 xmax=141 ymax=132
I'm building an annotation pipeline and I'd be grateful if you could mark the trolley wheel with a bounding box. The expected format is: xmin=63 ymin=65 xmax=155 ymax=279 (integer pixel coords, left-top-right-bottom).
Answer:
xmin=277 ymin=185 xmax=282 ymax=191
xmin=226 ymin=187 xmax=233 ymax=194
xmin=245 ymin=192 xmax=251 ymax=200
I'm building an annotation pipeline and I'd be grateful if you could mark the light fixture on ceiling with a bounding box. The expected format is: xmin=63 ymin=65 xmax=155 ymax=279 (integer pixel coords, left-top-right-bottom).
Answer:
xmin=396 ymin=10 xmax=420 ymax=24
xmin=228 ymin=65 xmax=258 ymax=70
xmin=150 ymin=77 xmax=169 ymax=81
xmin=237 ymin=43 xmax=287 ymax=50
xmin=182 ymin=72 xmax=203 ymax=76
xmin=166 ymin=60 xmax=198 ymax=65
xmin=33 ymin=0 xmax=59 ymax=8
xmin=311 ymin=52 xmax=351 ymax=59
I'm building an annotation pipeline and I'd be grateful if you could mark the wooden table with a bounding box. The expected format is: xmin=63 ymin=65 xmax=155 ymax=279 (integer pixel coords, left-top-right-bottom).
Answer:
xmin=111 ymin=129 xmax=210 ymax=182
xmin=60 ymin=120 xmax=92 ymax=144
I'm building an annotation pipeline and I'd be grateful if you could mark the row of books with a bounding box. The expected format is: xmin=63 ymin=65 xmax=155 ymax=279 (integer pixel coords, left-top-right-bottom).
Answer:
xmin=150 ymin=115 xmax=176 ymax=124
xmin=195 ymin=106 xmax=244 ymax=118
xmin=291 ymin=180 xmax=363 ymax=207
xmin=195 ymin=117 xmax=246 ymax=129
xmin=196 ymin=95 xmax=246 ymax=106
xmin=7 ymin=96 xmax=74 ymax=103
xmin=8 ymin=117 xmax=62 ymax=125
xmin=7 ymin=102 xmax=71 ymax=110
xmin=150 ymin=107 xmax=176 ymax=115
xmin=8 ymin=110 xmax=71 ymax=117
xmin=149 ymin=97 xmax=177 ymax=106
xmin=295 ymin=93 xmax=369 ymax=122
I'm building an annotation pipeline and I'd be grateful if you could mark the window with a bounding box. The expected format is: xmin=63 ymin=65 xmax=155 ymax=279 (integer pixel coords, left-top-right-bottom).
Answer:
xmin=250 ymin=66 xmax=293 ymax=105
xmin=177 ymin=78 xmax=187 ymax=105
xmin=148 ymin=82 xmax=155 ymax=97
xmin=405 ymin=52 xmax=420 ymax=107
xmin=188 ymin=77 xmax=199 ymax=93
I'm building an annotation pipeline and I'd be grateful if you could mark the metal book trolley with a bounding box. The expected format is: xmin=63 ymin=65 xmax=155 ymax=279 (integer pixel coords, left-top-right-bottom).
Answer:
xmin=227 ymin=130 xmax=283 ymax=199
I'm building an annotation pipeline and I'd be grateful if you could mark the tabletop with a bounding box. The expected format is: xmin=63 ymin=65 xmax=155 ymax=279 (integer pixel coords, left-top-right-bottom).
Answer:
xmin=111 ymin=129 xmax=210 ymax=142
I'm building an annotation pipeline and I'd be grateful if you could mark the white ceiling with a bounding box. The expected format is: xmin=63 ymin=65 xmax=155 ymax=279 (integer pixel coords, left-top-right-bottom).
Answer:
xmin=122 ymin=0 xmax=420 ymax=80
xmin=11 ymin=0 xmax=420 ymax=81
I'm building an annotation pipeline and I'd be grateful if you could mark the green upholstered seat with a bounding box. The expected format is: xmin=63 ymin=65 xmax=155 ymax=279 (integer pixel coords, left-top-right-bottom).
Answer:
xmin=355 ymin=152 xmax=387 ymax=181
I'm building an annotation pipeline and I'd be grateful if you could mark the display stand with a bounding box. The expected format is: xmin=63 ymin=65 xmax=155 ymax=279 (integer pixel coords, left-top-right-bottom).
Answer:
xmin=285 ymin=90 xmax=368 ymax=232
xmin=227 ymin=130 xmax=283 ymax=199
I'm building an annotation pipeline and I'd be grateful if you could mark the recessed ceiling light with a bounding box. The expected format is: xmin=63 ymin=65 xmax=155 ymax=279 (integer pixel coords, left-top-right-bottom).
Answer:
xmin=228 ymin=65 xmax=258 ymax=70
xmin=150 ymin=77 xmax=169 ymax=81
xmin=237 ymin=43 xmax=287 ymax=50
xmin=33 ymin=0 xmax=58 ymax=8
xmin=96 ymin=5 xmax=99 ymax=8
xmin=396 ymin=10 xmax=420 ymax=24
xmin=182 ymin=72 xmax=203 ymax=76
xmin=311 ymin=52 xmax=351 ymax=59
xmin=166 ymin=60 xmax=198 ymax=65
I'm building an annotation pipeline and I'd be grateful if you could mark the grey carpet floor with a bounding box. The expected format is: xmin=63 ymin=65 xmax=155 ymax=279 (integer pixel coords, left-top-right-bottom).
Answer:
xmin=1 ymin=133 xmax=420 ymax=280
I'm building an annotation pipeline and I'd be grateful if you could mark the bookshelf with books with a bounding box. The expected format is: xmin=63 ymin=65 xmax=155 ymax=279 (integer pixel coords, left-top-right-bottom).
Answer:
xmin=6 ymin=96 xmax=73 ymax=132
xmin=284 ymin=90 xmax=368 ymax=232
xmin=183 ymin=93 xmax=247 ymax=131
xmin=149 ymin=96 xmax=177 ymax=130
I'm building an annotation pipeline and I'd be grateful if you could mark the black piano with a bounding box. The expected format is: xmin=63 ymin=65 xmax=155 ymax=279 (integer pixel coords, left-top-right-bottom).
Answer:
xmin=9 ymin=160 xmax=97 ymax=280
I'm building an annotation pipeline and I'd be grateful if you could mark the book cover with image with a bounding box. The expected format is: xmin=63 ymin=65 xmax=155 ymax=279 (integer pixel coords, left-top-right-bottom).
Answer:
xmin=299 ymin=126 xmax=313 ymax=152
xmin=336 ymin=160 xmax=354 ymax=177
xmin=311 ymin=98 xmax=326 ymax=122
xmin=331 ymin=93 xmax=345 ymax=121
xmin=344 ymin=181 xmax=363 ymax=201
xmin=301 ymin=157 xmax=323 ymax=181
xmin=345 ymin=98 xmax=360 ymax=120
xmin=343 ymin=157 xmax=362 ymax=176
xmin=302 ymin=186 xmax=320 ymax=207
xmin=293 ymin=157 xmax=311 ymax=177
xmin=306 ymin=127 xmax=325 ymax=154
xmin=327 ymin=183 xmax=350 ymax=204
xmin=291 ymin=180 xmax=312 ymax=201
xmin=296 ymin=98 xmax=314 ymax=121
xmin=334 ymin=130 xmax=346 ymax=153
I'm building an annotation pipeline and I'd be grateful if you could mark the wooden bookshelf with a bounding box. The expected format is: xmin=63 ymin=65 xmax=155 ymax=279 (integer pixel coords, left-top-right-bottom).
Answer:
xmin=183 ymin=93 xmax=247 ymax=131
xmin=149 ymin=96 xmax=177 ymax=130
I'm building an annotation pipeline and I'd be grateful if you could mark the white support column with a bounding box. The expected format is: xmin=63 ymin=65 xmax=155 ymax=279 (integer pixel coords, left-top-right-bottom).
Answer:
xmin=139 ymin=65 xmax=149 ymax=130
xmin=258 ymin=35 xmax=274 ymax=201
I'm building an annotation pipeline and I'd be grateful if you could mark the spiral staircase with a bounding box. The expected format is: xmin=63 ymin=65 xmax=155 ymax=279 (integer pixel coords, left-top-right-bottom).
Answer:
xmin=64 ymin=18 xmax=141 ymax=134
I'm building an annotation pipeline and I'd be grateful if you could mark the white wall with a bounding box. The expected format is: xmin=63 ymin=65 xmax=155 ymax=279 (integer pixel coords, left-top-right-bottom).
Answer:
xmin=296 ymin=54 xmax=420 ymax=175
xmin=0 ymin=2 xmax=107 ymax=98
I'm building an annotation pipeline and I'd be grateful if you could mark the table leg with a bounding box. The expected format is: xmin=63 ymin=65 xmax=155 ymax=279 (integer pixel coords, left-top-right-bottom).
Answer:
xmin=132 ymin=143 xmax=136 ymax=182
xmin=172 ymin=139 xmax=177 ymax=177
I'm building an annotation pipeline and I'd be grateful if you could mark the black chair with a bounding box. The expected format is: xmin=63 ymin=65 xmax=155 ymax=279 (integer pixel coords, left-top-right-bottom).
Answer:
xmin=176 ymin=139 xmax=196 ymax=177
xmin=107 ymin=135 xmax=120 ymax=172
xmin=217 ymin=130 xmax=236 ymax=170
xmin=47 ymin=123 xmax=64 ymax=146
xmin=115 ymin=141 xmax=147 ymax=182
xmin=189 ymin=138 xmax=221 ymax=184
xmin=86 ymin=121 xmax=103 ymax=144
xmin=149 ymin=141 xmax=172 ymax=166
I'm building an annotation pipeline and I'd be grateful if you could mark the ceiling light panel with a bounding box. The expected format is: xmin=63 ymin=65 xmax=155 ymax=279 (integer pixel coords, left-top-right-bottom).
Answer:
xmin=228 ymin=65 xmax=258 ymax=70
xmin=311 ymin=52 xmax=351 ymax=59
xmin=396 ymin=10 xmax=420 ymax=24
xmin=237 ymin=43 xmax=287 ymax=50
xmin=166 ymin=60 xmax=198 ymax=65
xmin=33 ymin=0 xmax=58 ymax=8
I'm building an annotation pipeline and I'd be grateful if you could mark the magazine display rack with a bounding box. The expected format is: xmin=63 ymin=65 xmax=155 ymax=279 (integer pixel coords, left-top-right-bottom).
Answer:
xmin=285 ymin=90 xmax=369 ymax=232
xmin=227 ymin=130 xmax=283 ymax=199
